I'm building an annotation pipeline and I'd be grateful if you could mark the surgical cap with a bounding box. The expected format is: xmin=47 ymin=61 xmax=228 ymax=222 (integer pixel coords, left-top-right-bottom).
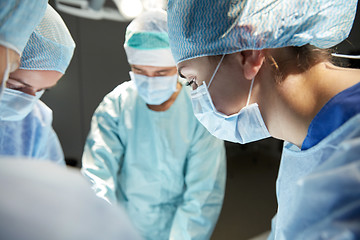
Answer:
xmin=19 ymin=5 xmax=75 ymax=74
xmin=168 ymin=0 xmax=358 ymax=63
xmin=0 ymin=0 xmax=47 ymax=55
xmin=124 ymin=9 xmax=175 ymax=67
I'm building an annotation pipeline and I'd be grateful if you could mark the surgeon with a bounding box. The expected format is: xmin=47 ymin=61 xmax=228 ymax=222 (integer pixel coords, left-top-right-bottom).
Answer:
xmin=0 ymin=4 xmax=75 ymax=165
xmin=167 ymin=0 xmax=360 ymax=239
xmin=0 ymin=0 xmax=47 ymax=98
xmin=82 ymin=9 xmax=226 ymax=240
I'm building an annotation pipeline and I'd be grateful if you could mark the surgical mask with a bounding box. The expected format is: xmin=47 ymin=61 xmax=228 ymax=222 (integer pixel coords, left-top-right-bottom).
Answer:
xmin=130 ymin=71 xmax=178 ymax=105
xmin=0 ymin=88 xmax=44 ymax=121
xmin=190 ymin=55 xmax=271 ymax=144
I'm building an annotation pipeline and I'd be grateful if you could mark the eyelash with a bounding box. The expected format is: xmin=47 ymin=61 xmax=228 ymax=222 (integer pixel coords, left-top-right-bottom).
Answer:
xmin=186 ymin=77 xmax=197 ymax=87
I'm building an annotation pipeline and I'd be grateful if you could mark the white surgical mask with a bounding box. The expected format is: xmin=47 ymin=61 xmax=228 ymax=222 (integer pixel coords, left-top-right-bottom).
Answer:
xmin=0 ymin=88 xmax=44 ymax=121
xmin=190 ymin=54 xmax=271 ymax=144
xmin=130 ymin=71 xmax=178 ymax=105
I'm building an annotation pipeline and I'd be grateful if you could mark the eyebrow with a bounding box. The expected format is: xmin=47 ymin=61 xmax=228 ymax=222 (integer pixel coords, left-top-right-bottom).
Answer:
xmin=156 ymin=69 xmax=171 ymax=73
xmin=177 ymin=66 xmax=185 ymax=78
xmin=132 ymin=66 xmax=143 ymax=71
xmin=8 ymin=77 xmax=32 ymax=88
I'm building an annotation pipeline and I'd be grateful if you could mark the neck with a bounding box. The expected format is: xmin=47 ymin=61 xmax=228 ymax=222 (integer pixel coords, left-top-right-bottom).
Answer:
xmin=257 ymin=62 xmax=360 ymax=148
xmin=147 ymin=82 xmax=182 ymax=111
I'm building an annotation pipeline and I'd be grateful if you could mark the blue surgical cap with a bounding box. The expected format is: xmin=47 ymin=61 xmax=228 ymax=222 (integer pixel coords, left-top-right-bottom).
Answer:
xmin=168 ymin=0 xmax=358 ymax=63
xmin=0 ymin=0 xmax=47 ymax=55
xmin=124 ymin=9 xmax=175 ymax=67
xmin=19 ymin=5 xmax=76 ymax=74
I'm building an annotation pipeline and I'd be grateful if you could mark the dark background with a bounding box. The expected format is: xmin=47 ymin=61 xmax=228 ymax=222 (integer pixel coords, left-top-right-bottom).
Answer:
xmin=44 ymin=1 xmax=360 ymax=239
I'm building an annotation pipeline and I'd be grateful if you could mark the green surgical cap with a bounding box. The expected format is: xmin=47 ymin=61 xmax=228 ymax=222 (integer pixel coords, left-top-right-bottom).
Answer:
xmin=125 ymin=32 xmax=170 ymax=50
xmin=124 ymin=9 xmax=175 ymax=67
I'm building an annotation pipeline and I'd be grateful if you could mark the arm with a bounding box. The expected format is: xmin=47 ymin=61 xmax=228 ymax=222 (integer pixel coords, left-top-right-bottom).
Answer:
xmin=38 ymin=126 xmax=66 ymax=166
xmin=81 ymin=94 xmax=124 ymax=205
xmin=169 ymin=124 xmax=226 ymax=240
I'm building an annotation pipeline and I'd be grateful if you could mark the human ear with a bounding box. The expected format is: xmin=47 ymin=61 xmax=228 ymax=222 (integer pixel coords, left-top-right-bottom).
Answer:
xmin=241 ymin=50 xmax=265 ymax=80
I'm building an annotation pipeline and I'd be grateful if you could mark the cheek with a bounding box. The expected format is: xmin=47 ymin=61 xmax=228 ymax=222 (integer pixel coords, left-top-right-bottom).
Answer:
xmin=209 ymin=70 xmax=246 ymax=115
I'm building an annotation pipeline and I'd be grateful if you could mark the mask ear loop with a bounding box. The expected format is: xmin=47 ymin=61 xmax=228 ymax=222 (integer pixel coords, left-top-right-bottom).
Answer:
xmin=2 ymin=48 xmax=10 ymax=88
xmin=208 ymin=54 xmax=226 ymax=88
xmin=245 ymin=78 xmax=255 ymax=107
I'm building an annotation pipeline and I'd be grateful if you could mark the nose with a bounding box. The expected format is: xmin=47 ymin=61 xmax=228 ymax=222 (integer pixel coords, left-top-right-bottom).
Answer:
xmin=145 ymin=73 xmax=156 ymax=77
xmin=22 ymin=88 xmax=37 ymax=96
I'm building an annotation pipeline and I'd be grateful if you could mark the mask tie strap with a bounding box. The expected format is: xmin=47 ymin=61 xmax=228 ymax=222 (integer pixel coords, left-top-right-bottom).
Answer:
xmin=245 ymin=78 xmax=255 ymax=107
xmin=208 ymin=54 xmax=226 ymax=88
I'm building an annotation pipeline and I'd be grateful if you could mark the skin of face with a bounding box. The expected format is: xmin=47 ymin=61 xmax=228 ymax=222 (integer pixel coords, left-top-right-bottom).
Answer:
xmin=177 ymin=53 xmax=255 ymax=116
xmin=130 ymin=64 xmax=181 ymax=111
xmin=0 ymin=46 xmax=21 ymax=85
xmin=131 ymin=65 xmax=177 ymax=77
xmin=177 ymin=49 xmax=360 ymax=148
xmin=7 ymin=69 xmax=63 ymax=96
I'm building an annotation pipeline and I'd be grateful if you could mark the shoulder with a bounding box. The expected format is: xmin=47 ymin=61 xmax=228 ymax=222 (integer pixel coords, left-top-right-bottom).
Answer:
xmin=95 ymin=81 xmax=138 ymax=117
xmin=105 ymin=81 xmax=137 ymax=101
xmin=25 ymin=101 xmax=53 ymax=127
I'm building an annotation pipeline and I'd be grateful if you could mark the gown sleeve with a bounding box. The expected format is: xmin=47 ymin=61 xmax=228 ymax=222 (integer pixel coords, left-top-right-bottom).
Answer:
xmin=290 ymin=136 xmax=360 ymax=240
xmin=169 ymin=123 xmax=227 ymax=240
xmin=81 ymin=93 xmax=125 ymax=205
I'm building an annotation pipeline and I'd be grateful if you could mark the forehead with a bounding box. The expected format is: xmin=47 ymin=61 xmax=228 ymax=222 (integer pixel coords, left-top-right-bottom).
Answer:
xmin=177 ymin=56 xmax=210 ymax=68
xmin=177 ymin=56 xmax=220 ymax=76
xmin=9 ymin=69 xmax=62 ymax=88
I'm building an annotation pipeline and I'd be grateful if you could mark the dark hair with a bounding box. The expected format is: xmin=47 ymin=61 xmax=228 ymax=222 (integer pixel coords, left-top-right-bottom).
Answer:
xmin=265 ymin=45 xmax=332 ymax=82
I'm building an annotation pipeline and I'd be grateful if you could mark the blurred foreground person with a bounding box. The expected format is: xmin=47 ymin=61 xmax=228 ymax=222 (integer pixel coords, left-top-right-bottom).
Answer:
xmin=0 ymin=4 xmax=75 ymax=164
xmin=0 ymin=2 xmax=141 ymax=240
xmin=0 ymin=159 xmax=142 ymax=240
xmin=0 ymin=0 xmax=47 ymax=98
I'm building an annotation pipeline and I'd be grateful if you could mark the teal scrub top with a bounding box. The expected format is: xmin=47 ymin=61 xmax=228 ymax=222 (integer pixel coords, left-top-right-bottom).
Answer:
xmin=82 ymin=80 xmax=226 ymax=240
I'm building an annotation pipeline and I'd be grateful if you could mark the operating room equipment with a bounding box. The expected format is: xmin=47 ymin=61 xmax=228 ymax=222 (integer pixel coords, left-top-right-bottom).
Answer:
xmin=55 ymin=0 xmax=166 ymax=21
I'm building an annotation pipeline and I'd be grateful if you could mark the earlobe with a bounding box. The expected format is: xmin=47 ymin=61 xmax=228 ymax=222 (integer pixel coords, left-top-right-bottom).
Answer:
xmin=241 ymin=50 xmax=265 ymax=80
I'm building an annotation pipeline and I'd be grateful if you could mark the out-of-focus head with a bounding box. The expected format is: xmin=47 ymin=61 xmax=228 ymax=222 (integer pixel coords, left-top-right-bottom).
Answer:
xmin=124 ymin=9 xmax=176 ymax=67
xmin=19 ymin=4 xmax=76 ymax=74
xmin=0 ymin=0 xmax=47 ymax=90
xmin=0 ymin=5 xmax=76 ymax=122
xmin=7 ymin=4 xmax=76 ymax=96
xmin=0 ymin=0 xmax=47 ymax=56
xmin=167 ymin=0 xmax=357 ymax=64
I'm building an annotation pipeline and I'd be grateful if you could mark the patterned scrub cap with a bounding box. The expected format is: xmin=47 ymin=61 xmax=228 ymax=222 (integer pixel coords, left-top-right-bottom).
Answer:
xmin=168 ymin=0 xmax=357 ymax=63
xmin=0 ymin=0 xmax=47 ymax=55
xmin=19 ymin=4 xmax=75 ymax=74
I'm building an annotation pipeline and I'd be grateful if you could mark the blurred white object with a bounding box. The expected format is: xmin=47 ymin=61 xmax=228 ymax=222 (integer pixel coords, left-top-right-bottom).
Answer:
xmin=55 ymin=0 xmax=166 ymax=21
xmin=113 ymin=0 xmax=143 ymax=19
xmin=0 ymin=159 xmax=142 ymax=240
xmin=331 ymin=53 xmax=360 ymax=59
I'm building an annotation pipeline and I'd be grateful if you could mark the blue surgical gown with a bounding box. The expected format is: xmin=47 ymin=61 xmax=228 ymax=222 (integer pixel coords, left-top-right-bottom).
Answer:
xmin=269 ymin=83 xmax=360 ymax=239
xmin=82 ymin=80 xmax=226 ymax=240
xmin=0 ymin=100 xmax=65 ymax=165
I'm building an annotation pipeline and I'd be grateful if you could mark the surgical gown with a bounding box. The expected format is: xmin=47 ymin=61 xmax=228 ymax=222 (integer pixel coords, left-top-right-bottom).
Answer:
xmin=82 ymin=80 xmax=226 ymax=240
xmin=269 ymin=83 xmax=360 ymax=239
xmin=0 ymin=100 xmax=65 ymax=165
